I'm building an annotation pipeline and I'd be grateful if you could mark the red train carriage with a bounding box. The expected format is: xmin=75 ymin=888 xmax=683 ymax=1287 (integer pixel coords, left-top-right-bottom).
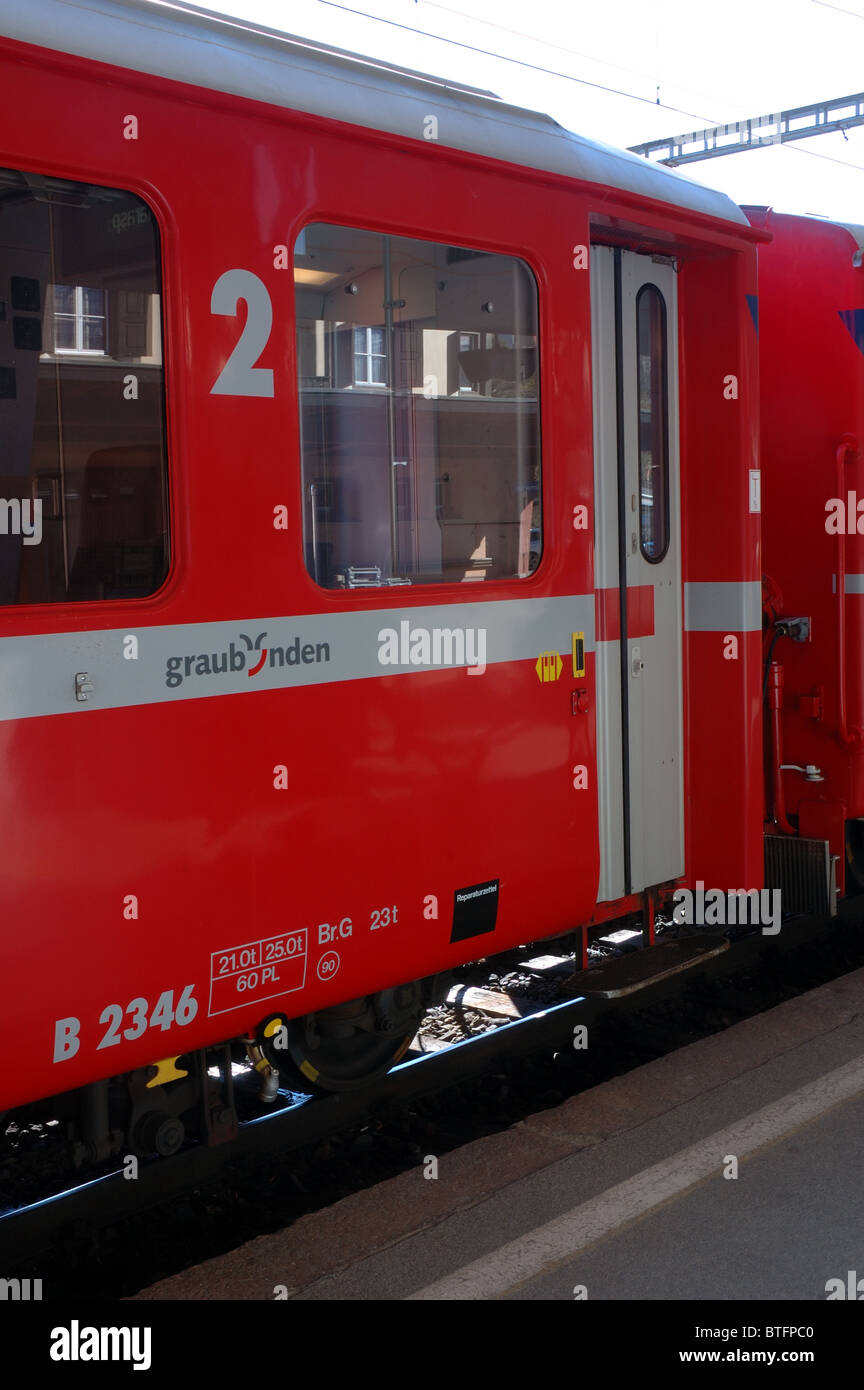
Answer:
xmin=748 ymin=208 xmax=864 ymax=907
xmin=0 ymin=0 xmax=762 ymax=1148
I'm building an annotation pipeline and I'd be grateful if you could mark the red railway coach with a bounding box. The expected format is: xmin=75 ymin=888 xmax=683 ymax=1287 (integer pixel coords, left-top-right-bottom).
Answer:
xmin=749 ymin=208 xmax=864 ymax=907
xmin=0 ymin=0 xmax=765 ymax=1153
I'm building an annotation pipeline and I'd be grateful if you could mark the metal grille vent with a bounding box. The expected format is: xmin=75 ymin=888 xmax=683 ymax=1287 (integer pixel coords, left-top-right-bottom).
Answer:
xmin=764 ymin=834 xmax=835 ymax=919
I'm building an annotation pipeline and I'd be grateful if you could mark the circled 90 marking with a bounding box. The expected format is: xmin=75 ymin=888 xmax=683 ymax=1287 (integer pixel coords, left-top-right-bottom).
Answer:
xmin=317 ymin=950 xmax=340 ymax=981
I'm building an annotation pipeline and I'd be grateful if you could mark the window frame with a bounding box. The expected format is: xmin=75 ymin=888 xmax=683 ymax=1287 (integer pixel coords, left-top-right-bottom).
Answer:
xmin=0 ymin=163 xmax=172 ymax=609
xmin=635 ymin=281 xmax=671 ymax=567
xmin=293 ymin=218 xmax=544 ymax=594
xmin=52 ymin=283 xmax=108 ymax=356
xmin=352 ymin=324 xmax=387 ymax=387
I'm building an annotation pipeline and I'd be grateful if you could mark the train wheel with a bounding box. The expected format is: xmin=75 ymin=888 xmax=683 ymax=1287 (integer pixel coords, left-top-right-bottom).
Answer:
xmin=259 ymin=985 xmax=424 ymax=1094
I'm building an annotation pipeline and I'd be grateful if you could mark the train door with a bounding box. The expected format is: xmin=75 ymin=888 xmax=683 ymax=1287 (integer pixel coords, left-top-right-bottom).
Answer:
xmin=591 ymin=245 xmax=684 ymax=900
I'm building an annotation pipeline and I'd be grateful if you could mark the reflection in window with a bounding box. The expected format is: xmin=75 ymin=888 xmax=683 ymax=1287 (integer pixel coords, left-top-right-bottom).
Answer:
xmin=52 ymin=284 xmax=106 ymax=354
xmin=353 ymin=325 xmax=387 ymax=386
xmin=636 ymin=284 xmax=669 ymax=564
xmin=457 ymin=332 xmax=480 ymax=392
xmin=295 ymin=224 xmax=541 ymax=588
xmin=0 ymin=167 xmax=168 ymax=603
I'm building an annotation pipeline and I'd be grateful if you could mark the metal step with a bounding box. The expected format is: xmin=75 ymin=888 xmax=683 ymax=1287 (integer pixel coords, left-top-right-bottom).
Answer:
xmin=580 ymin=934 xmax=729 ymax=999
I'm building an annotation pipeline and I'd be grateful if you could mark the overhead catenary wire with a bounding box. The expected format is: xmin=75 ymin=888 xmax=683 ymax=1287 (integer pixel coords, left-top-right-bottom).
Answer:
xmin=422 ymin=0 xmax=718 ymax=108
xmin=315 ymin=0 xmax=864 ymax=177
xmin=812 ymin=0 xmax=864 ymax=18
xmin=315 ymin=0 xmax=717 ymax=122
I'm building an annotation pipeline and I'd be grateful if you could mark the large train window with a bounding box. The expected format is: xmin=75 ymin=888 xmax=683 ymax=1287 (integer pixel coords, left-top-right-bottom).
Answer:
xmin=294 ymin=224 xmax=541 ymax=588
xmin=636 ymin=284 xmax=669 ymax=564
xmin=0 ymin=168 xmax=168 ymax=604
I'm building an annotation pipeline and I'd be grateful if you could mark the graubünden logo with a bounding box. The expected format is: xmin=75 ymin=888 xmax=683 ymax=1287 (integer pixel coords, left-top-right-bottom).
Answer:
xmin=165 ymin=631 xmax=330 ymax=688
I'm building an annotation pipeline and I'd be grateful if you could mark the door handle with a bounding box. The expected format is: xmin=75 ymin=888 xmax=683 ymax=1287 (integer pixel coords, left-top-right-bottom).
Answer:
xmin=631 ymin=646 xmax=644 ymax=678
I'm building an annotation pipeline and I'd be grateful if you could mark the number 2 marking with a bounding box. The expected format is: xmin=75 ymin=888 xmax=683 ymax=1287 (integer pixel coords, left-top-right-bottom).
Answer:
xmin=210 ymin=269 xmax=274 ymax=398
xmin=97 ymin=1003 xmax=123 ymax=1049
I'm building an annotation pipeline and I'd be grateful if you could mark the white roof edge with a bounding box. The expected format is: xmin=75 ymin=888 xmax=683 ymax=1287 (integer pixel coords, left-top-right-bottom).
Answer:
xmin=837 ymin=222 xmax=864 ymax=255
xmin=749 ymin=207 xmax=864 ymax=256
xmin=0 ymin=0 xmax=749 ymax=228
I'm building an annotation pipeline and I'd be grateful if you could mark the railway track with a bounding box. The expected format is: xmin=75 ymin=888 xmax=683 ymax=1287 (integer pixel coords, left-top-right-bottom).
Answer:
xmin=4 ymin=901 xmax=864 ymax=1290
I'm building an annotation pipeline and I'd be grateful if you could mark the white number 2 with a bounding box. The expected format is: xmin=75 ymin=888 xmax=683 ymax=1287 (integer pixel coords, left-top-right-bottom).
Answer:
xmin=210 ymin=269 xmax=274 ymax=398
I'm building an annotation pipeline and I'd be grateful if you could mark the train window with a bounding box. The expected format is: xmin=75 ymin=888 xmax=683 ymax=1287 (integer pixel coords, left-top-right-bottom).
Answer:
xmin=294 ymin=224 xmax=541 ymax=588
xmin=0 ymin=167 xmax=168 ymax=604
xmin=636 ymin=284 xmax=669 ymax=564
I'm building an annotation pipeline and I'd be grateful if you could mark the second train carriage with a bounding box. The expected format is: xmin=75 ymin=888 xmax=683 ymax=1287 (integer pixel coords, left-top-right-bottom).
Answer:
xmin=749 ymin=208 xmax=864 ymax=908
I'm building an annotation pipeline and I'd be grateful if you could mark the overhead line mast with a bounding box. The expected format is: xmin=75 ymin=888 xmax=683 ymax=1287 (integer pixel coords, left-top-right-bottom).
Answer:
xmin=628 ymin=93 xmax=864 ymax=165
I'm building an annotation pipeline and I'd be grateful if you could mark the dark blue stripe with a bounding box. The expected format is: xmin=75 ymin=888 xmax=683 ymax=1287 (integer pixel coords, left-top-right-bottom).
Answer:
xmin=839 ymin=308 xmax=864 ymax=355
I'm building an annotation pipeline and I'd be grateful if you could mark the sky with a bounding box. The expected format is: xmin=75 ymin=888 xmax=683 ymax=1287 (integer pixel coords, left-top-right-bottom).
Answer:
xmin=190 ymin=0 xmax=864 ymax=223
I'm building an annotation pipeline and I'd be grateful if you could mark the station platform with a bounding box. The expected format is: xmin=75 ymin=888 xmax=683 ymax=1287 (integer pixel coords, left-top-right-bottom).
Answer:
xmin=136 ymin=964 xmax=864 ymax=1301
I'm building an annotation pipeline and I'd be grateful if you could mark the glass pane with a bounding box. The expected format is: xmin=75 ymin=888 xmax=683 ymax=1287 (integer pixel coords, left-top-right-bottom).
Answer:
xmin=636 ymin=285 xmax=669 ymax=563
xmin=295 ymin=223 xmax=541 ymax=588
xmin=53 ymin=284 xmax=74 ymax=314
xmin=82 ymin=317 xmax=106 ymax=351
xmin=54 ymin=315 xmax=76 ymax=350
xmin=0 ymin=167 xmax=169 ymax=603
xmin=82 ymin=287 xmax=104 ymax=315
